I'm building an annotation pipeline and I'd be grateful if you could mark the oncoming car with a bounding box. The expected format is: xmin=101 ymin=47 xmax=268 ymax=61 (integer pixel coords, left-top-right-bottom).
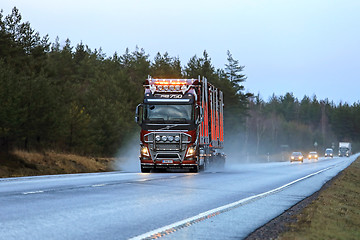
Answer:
xmin=290 ymin=152 xmax=304 ymax=163
xmin=325 ymin=148 xmax=334 ymax=158
xmin=308 ymin=151 xmax=318 ymax=160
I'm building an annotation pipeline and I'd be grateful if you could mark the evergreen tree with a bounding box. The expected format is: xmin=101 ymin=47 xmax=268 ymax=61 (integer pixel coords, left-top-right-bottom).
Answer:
xmin=225 ymin=50 xmax=246 ymax=91
xmin=150 ymin=52 xmax=182 ymax=78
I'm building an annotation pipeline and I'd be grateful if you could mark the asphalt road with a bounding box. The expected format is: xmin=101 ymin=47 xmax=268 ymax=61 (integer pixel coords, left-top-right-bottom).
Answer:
xmin=0 ymin=154 xmax=357 ymax=240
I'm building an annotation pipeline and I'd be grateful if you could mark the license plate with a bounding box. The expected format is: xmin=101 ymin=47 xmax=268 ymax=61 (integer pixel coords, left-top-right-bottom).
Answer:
xmin=162 ymin=160 xmax=173 ymax=163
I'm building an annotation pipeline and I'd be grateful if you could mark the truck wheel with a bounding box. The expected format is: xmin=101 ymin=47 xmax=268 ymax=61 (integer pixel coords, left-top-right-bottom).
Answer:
xmin=219 ymin=158 xmax=225 ymax=170
xmin=141 ymin=167 xmax=151 ymax=173
xmin=190 ymin=165 xmax=199 ymax=173
xmin=200 ymin=162 xmax=205 ymax=171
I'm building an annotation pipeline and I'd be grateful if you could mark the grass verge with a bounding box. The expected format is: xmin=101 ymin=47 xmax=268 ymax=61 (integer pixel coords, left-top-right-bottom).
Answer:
xmin=0 ymin=149 xmax=115 ymax=178
xmin=279 ymin=157 xmax=360 ymax=240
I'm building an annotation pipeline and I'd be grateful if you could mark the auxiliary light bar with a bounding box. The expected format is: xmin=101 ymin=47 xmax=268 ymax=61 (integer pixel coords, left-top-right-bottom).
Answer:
xmin=148 ymin=79 xmax=194 ymax=94
xmin=153 ymin=81 xmax=187 ymax=85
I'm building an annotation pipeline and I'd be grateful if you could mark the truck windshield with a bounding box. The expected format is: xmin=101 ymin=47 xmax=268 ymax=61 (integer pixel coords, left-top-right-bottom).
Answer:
xmin=144 ymin=104 xmax=193 ymax=122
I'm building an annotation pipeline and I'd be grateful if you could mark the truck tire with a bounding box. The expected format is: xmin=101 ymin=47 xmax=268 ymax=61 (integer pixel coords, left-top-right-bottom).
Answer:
xmin=219 ymin=157 xmax=225 ymax=170
xmin=200 ymin=159 xmax=207 ymax=171
xmin=141 ymin=167 xmax=151 ymax=173
xmin=190 ymin=165 xmax=200 ymax=173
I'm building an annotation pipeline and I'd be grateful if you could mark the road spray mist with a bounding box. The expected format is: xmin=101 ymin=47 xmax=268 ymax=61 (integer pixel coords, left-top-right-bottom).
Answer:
xmin=114 ymin=134 xmax=140 ymax=172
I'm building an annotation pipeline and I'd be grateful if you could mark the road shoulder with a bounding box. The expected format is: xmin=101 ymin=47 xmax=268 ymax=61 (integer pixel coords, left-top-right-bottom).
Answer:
xmin=246 ymin=156 xmax=360 ymax=240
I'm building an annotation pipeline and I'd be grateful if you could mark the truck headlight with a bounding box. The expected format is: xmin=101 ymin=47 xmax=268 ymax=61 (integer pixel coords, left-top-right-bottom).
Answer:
xmin=186 ymin=146 xmax=195 ymax=157
xmin=141 ymin=146 xmax=150 ymax=157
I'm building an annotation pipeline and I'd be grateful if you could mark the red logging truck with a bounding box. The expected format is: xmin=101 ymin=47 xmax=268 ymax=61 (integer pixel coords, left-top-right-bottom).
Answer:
xmin=135 ymin=76 xmax=225 ymax=173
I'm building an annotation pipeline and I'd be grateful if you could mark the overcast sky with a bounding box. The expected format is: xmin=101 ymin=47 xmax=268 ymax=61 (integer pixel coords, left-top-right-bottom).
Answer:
xmin=2 ymin=0 xmax=360 ymax=104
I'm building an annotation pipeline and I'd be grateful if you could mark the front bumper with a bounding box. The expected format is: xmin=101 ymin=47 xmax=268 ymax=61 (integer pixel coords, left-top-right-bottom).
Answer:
xmin=140 ymin=162 xmax=198 ymax=169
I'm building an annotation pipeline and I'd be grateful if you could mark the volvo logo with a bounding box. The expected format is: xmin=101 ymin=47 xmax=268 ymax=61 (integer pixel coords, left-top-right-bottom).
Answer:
xmin=157 ymin=94 xmax=183 ymax=99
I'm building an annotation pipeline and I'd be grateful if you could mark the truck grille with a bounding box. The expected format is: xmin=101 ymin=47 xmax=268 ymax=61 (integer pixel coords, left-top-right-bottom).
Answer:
xmin=156 ymin=153 xmax=180 ymax=159
xmin=155 ymin=143 xmax=180 ymax=151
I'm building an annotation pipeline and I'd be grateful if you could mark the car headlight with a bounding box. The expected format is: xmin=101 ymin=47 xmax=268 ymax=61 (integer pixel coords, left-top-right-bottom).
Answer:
xmin=186 ymin=146 xmax=196 ymax=157
xmin=308 ymin=155 xmax=311 ymax=158
xmin=315 ymin=155 xmax=318 ymax=158
xmin=141 ymin=146 xmax=150 ymax=157
xmin=291 ymin=156 xmax=295 ymax=159
xmin=299 ymin=156 xmax=303 ymax=159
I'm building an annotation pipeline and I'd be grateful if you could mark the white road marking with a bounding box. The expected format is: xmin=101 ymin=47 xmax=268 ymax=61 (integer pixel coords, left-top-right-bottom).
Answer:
xmin=136 ymin=179 xmax=148 ymax=182
xmin=91 ymin=184 xmax=106 ymax=187
xmin=23 ymin=190 xmax=44 ymax=195
xmin=129 ymin=164 xmax=337 ymax=240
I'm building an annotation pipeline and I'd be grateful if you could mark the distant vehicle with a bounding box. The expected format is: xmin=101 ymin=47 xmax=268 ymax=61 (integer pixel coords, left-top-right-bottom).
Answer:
xmin=308 ymin=151 xmax=318 ymax=160
xmin=290 ymin=152 xmax=304 ymax=163
xmin=339 ymin=142 xmax=351 ymax=157
xmin=325 ymin=148 xmax=333 ymax=158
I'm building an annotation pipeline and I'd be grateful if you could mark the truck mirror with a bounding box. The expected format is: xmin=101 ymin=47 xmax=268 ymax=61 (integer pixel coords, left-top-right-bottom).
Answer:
xmin=195 ymin=105 xmax=203 ymax=126
xmin=135 ymin=104 xmax=143 ymax=125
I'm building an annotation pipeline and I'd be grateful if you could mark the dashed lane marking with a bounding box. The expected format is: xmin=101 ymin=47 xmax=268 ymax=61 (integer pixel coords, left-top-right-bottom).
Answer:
xmin=22 ymin=190 xmax=44 ymax=195
xmin=91 ymin=184 xmax=106 ymax=187
xmin=136 ymin=179 xmax=149 ymax=182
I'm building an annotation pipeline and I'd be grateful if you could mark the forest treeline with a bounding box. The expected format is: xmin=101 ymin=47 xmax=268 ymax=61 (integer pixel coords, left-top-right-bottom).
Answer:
xmin=0 ymin=7 xmax=251 ymax=156
xmin=1 ymin=7 xmax=359 ymax=157
xmin=244 ymin=93 xmax=360 ymax=155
